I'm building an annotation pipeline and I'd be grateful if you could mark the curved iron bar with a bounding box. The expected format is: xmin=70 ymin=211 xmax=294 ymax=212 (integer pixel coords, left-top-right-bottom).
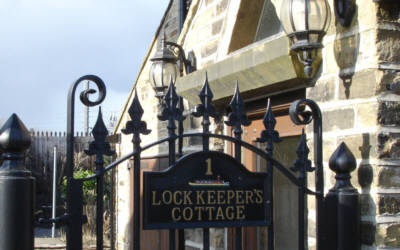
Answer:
xmin=289 ymin=98 xmax=324 ymax=249
xmin=66 ymin=75 xmax=106 ymax=250
xmin=77 ymin=133 xmax=320 ymax=196
xmin=67 ymin=75 xmax=106 ymax=179
xmin=289 ymin=99 xmax=323 ymax=190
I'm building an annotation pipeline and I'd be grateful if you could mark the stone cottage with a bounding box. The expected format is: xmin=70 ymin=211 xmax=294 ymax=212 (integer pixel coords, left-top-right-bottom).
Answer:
xmin=113 ymin=0 xmax=400 ymax=249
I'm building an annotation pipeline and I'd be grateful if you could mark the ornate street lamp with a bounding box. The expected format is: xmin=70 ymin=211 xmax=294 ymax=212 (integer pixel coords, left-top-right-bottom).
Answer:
xmin=280 ymin=0 xmax=331 ymax=78
xmin=149 ymin=38 xmax=180 ymax=101
xmin=149 ymin=35 xmax=196 ymax=101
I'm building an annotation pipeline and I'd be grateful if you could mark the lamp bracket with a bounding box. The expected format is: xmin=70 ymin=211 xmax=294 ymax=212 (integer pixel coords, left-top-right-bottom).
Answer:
xmin=334 ymin=0 xmax=356 ymax=27
xmin=165 ymin=41 xmax=196 ymax=74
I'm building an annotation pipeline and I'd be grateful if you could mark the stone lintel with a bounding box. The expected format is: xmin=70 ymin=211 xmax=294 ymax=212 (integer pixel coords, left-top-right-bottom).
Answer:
xmin=176 ymin=36 xmax=310 ymax=106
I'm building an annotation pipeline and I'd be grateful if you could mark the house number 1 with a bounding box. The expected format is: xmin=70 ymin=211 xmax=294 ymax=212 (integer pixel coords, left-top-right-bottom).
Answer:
xmin=205 ymin=158 xmax=213 ymax=176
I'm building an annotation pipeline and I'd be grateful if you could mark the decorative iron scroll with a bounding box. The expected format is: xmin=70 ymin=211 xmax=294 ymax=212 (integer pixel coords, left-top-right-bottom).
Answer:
xmin=289 ymin=98 xmax=324 ymax=250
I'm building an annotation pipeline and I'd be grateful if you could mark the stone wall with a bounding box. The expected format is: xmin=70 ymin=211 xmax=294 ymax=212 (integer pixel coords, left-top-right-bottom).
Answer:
xmin=115 ymin=0 xmax=400 ymax=249
xmin=115 ymin=1 xmax=238 ymax=248
xmin=180 ymin=0 xmax=232 ymax=68
xmin=306 ymin=1 xmax=400 ymax=249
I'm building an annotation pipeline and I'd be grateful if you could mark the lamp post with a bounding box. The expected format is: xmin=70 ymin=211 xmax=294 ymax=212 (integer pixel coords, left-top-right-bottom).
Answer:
xmin=280 ymin=0 xmax=331 ymax=78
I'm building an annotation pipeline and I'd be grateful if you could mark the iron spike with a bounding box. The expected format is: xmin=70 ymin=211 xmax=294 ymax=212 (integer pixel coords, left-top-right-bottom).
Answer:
xmin=291 ymin=130 xmax=313 ymax=175
xmin=122 ymin=89 xmax=151 ymax=136
xmin=256 ymin=98 xmax=282 ymax=153
xmin=225 ymin=80 xmax=250 ymax=130
xmin=193 ymin=72 xmax=217 ymax=120
xmin=85 ymin=107 xmax=115 ymax=157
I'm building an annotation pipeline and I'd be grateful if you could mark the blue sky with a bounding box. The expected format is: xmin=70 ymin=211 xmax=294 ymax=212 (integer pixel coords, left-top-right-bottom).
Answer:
xmin=0 ymin=0 xmax=169 ymax=132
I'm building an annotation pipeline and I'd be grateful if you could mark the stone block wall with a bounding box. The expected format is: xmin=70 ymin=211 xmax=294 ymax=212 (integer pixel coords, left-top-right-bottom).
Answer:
xmin=180 ymin=0 xmax=232 ymax=68
xmin=114 ymin=0 xmax=400 ymax=249
xmin=306 ymin=1 xmax=400 ymax=249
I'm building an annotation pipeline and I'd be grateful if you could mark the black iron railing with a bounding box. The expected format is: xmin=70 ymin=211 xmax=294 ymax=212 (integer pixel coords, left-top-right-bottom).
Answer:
xmin=0 ymin=74 xmax=360 ymax=250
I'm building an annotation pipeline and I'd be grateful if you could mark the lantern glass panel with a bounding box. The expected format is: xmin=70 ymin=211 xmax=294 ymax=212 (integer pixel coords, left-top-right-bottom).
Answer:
xmin=149 ymin=60 xmax=179 ymax=91
xmin=280 ymin=0 xmax=331 ymax=34
xmin=280 ymin=0 xmax=296 ymax=34
xmin=308 ymin=0 xmax=331 ymax=31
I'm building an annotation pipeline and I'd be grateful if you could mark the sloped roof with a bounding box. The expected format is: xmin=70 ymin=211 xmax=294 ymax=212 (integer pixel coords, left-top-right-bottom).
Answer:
xmin=114 ymin=0 xmax=174 ymax=133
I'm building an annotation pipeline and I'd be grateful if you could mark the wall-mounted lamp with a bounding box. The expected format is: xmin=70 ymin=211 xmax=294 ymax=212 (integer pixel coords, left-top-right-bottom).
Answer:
xmin=334 ymin=0 xmax=356 ymax=27
xmin=280 ymin=0 xmax=331 ymax=78
xmin=149 ymin=35 xmax=196 ymax=101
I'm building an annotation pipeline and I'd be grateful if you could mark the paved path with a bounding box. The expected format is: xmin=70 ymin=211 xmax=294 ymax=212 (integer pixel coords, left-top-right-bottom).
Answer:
xmin=34 ymin=228 xmax=110 ymax=249
xmin=35 ymin=228 xmax=65 ymax=249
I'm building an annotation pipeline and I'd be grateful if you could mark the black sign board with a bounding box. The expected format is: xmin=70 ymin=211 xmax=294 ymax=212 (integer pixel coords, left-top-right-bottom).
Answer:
xmin=143 ymin=151 xmax=270 ymax=229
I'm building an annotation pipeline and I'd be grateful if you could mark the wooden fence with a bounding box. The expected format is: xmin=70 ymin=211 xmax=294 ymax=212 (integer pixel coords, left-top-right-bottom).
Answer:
xmin=27 ymin=131 xmax=93 ymax=211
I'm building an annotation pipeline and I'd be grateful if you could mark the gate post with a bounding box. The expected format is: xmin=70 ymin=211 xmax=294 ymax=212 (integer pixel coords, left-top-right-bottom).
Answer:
xmin=325 ymin=142 xmax=360 ymax=250
xmin=0 ymin=114 xmax=35 ymax=250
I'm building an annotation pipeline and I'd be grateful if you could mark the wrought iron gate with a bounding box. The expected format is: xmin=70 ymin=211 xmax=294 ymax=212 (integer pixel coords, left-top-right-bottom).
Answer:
xmin=0 ymin=74 xmax=360 ymax=250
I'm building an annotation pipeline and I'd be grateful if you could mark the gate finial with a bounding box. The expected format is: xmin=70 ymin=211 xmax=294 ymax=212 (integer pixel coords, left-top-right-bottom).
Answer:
xmin=158 ymin=78 xmax=185 ymax=127
xmin=85 ymin=107 xmax=115 ymax=159
xmin=122 ymin=89 xmax=151 ymax=136
xmin=291 ymin=131 xmax=314 ymax=177
xmin=329 ymin=142 xmax=356 ymax=187
xmin=0 ymin=113 xmax=31 ymax=170
xmin=193 ymin=72 xmax=218 ymax=132
xmin=225 ymin=81 xmax=251 ymax=135
xmin=257 ymin=99 xmax=282 ymax=154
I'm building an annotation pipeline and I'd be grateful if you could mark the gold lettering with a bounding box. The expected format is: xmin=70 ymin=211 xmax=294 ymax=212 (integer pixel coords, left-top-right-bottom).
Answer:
xmin=205 ymin=158 xmax=213 ymax=176
xmin=217 ymin=190 xmax=225 ymax=205
xmin=227 ymin=190 xmax=235 ymax=204
xmin=183 ymin=191 xmax=193 ymax=205
xmin=236 ymin=190 xmax=244 ymax=204
xmin=172 ymin=207 xmax=181 ymax=221
xmin=182 ymin=207 xmax=193 ymax=221
xmin=207 ymin=190 xmax=216 ymax=205
xmin=152 ymin=191 xmax=161 ymax=205
xmin=245 ymin=190 xmax=254 ymax=204
xmin=236 ymin=205 xmax=245 ymax=220
xmin=215 ymin=207 xmax=225 ymax=220
xmin=226 ymin=206 xmax=235 ymax=220
xmin=162 ymin=191 xmax=172 ymax=204
xmin=255 ymin=189 xmax=263 ymax=204
xmin=205 ymin=207 xmax=215 ymax=220
xmin=194 ymin=206 xmax=204 ymax=220
xmin=196 ymin=191 xmax=205 ymax=205
xmin=173 ymin=191 xmax=183 ymax=205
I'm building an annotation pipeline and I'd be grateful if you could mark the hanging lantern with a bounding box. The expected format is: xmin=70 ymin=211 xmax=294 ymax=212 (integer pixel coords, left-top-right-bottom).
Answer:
xmin=149 ymin=37 xmax=179 ymax=100
xmin=280 ymin=0 xmax=331 ymax=77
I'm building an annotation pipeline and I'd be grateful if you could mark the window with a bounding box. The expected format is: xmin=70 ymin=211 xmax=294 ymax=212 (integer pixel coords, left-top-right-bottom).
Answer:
xmin=228 ymin=0 xmax=282 ymax=53
xmin=254 ymin=0 xmax=282 ymax=42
